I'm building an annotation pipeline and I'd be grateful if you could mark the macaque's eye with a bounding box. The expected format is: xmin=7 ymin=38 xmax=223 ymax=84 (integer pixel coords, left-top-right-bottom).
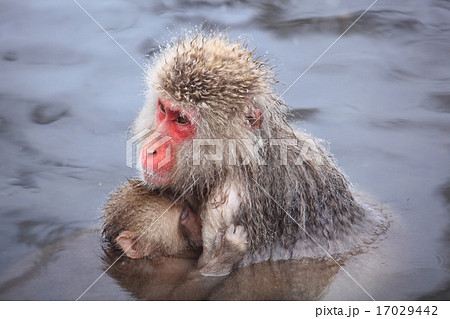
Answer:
xmin=175 ymin=116 xmax=189 ymax=125
xmin=180 ymin=207 xmax=189 ymax=221
xmin=159 ymin=101 xmax=166 ymax=114
xmin=245 ymin=115 xmax=254 ymax=125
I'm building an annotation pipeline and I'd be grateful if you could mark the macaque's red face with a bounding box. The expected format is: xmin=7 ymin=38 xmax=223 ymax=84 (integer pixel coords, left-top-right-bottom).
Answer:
xmin=140 ymin=98 xmax=197 ymax=185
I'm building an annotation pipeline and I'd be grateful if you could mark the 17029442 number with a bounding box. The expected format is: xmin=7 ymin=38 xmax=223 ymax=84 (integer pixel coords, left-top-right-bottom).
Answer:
xmin=377 ymin=306 xmax=438 ymax=316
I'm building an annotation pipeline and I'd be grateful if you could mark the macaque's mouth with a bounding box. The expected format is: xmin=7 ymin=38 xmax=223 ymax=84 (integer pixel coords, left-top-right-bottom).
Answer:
xmin=142 ymin=170 xmax=171 ymax=185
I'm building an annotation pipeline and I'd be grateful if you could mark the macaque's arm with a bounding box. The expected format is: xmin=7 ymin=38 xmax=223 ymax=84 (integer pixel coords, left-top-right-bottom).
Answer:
xmin=199 ymin=180 xmax=242 ymax=266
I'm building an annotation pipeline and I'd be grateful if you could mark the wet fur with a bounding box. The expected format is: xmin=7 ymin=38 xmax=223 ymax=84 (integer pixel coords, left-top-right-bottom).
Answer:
xmin=133 ymin=32 xmax=388 ymax=269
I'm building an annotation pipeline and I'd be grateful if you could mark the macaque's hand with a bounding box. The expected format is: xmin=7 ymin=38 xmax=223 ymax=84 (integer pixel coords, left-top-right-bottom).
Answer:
xmin=222 ymin=225 xmax=248 ymax=254
xmin=200 ymin=225 xmax=248 ymax=277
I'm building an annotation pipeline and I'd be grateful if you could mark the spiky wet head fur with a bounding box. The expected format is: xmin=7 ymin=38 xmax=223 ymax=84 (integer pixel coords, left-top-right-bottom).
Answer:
xmin=149 ymin=32 xmax=275 ymax=125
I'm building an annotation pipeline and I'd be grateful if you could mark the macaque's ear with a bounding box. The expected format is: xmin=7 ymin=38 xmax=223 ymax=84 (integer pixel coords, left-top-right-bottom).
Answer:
xmin=180 ymin=207 xmax=203 ymax=248
xmin=116 ymin=231 xmax=145 ymax=259
xmin=245 ymin=108 xmax=263 ymax=129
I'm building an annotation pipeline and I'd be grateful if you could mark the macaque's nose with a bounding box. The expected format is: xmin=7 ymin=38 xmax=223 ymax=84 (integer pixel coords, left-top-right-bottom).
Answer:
xmin=141 ymin=136 xmax=173 ymax=174
xmin=147 ymin=147 xmax=156 ymax=155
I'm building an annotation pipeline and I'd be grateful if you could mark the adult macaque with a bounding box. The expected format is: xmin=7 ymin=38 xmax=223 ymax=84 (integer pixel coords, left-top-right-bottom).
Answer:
xmin=131 ymin=32 xmax=385 ymax=275
xmin=103 ymin=179 xmax=247 ymax=275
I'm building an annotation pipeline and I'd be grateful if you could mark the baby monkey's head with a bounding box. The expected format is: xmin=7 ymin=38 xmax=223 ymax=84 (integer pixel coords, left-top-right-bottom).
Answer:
xmin=103 ymin=179 xmax=202 ymax=259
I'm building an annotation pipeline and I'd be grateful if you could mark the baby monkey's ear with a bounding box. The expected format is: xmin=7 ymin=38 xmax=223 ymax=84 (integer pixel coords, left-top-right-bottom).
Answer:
xmin=180 ymin=206 xmax=203 ymax=248
xmin=116 ymin=231 xmax=145 ymax=259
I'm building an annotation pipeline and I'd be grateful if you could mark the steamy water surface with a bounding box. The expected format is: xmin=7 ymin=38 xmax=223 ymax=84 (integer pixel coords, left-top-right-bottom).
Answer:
xmin=0 ymin=0 xmax=449 ymax=300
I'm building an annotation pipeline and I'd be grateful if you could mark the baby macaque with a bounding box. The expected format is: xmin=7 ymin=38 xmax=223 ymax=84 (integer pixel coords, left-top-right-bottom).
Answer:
xmin=103 ymin=179 xmax=203 ymax=259
xmin=103 ymin=179 xmax=248 ymax=275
